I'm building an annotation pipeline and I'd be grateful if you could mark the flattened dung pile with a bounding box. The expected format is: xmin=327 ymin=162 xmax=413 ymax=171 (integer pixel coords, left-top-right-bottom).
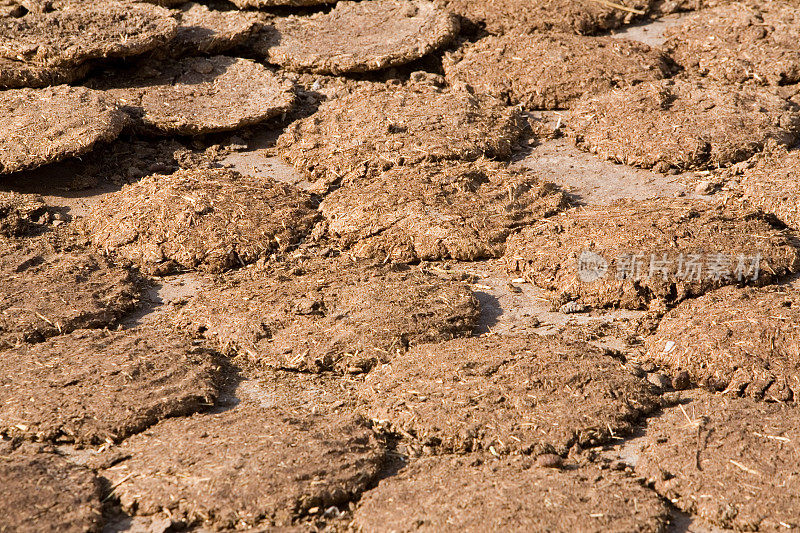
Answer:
xmin=231 ymin=0 xmax=334 ymax=7
xmin=320 ymin=160 xmax=569 ymax=263
xmin=638 ymin=390 xmax=800 ymax=531
xmin=0 ymin=1 xmax=176 ymax=68
xmin=443 ymin=0 xmax=650 ymax=35
xmin=0 ymin=236 xmax=141 ymax=348
xmin=256 ymin=0 xmax=458 ymax=74
xmin=643 ymin=283 xmax=800 ymax=401
xmin=102 ymin=406 xmax=385 ymax=529
xmin=171 ymin=2 xmax=261 ymax=56
xmin=0 ymin=85 xmax=127 ymax=175
xmin=738 ymin=145 xmax=800 ymax=231
xmin=504 ymin=198 xmax=800 ymax=310
xmin=354 ymin=456 xmax=670 ymax=533
xmin=172 ymin=258 xmax=479 ymax=373
xmin=0 ymin=57 xmax=89 ymax=89
xmin=91 ymin=56 xmax=295 ymax=136
xmin=0 ymin=445 xmax=102 ymax=533
xmin=358 ymin=334 xmax=661 ymax=456
xmin=0 ymin=328 xmax=221 ymax=444
xmin=443 ymin=32 xmax=672 ymax=110
xmin=568 ymin=79 xmax=800 ymax=172
xmin=664 ymin=2 xmax=800 ymax=85
xmin=83 ymin=168 xmax=318 ymax=274
xmin=276 ymin=82 xmax=524 ymax=192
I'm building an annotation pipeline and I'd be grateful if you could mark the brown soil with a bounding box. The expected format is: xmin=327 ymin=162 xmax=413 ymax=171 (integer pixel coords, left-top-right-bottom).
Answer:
xmin=664 ymin=2 xmax=800 ymax=85
xmin=319 ymin=160 xmax=569 ymax=262
xmin=256 ymin=0 xmax=458 ymax=74
xmin=443 ymin=32 xmax=672 ymax=110
xmin=172 ymin=258 xmax=479 ymax=372
xmin=91 ymin=56 xmax=295 ymax=136
xmin=353 ymin=455 xmax=670 ymax=532
xmin=171 ymin=3 xmax=261 ymax=56
xmin=0 ymin=1 xmax=177 ymax=68
xmin=0 ymin=327 xmax=221 ymax=444
xmin=102 ymin=405 xmax=385 ymax=529
xmin=638 ymin=390 xmax=800 ymax=531
xmin=505 ymin=198 xmax=800 ymax=310
xmin=0 ymin=235 xmax=141 ymax=348
xmin=0 ymin=190 xmax=47 ymax=237
xmin=0 ymin=444 xmax=103 ymax=533
xmin=568 ymin=78 xmax=800 ymax=172
xmin=648 ymin=0 xmax=734 ymax=15
xmin=737 ymin=145 xmax=800 ymax=231
xmin=276 ymin=82 xmax=525 ymax=193
xmin=642 ymin=282 xmax=800 ymax=401
xmin=0 ymin=57 xmax=89 ymax=89
xmin=359 ymin=334 xmax=661 ymax=456
xmin=82 ymin=168 xmax=317 ymax=274
xmin=0 ymin=85 xmax=127 ymax=175
xmin=443 ymin=0 xmax=650 ymax=35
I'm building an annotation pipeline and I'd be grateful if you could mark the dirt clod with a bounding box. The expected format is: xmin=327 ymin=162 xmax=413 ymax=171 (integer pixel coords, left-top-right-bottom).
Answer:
xmin=505 ymin=198 xmax=800 ymax=309
xmin=359 ymin=334 xmax=661 ymax=455
xmin=568 ymin=78 xmax=800 ymax=171
xmin=83 ymin=168 xmax=318 ymax=273
xmin=0 ymin=191 xmax=47 ymax=237
xmin=0 ymin=328 xmax=221 ymax=444
xmin=443 ymin=32 xmax=672 ymax=110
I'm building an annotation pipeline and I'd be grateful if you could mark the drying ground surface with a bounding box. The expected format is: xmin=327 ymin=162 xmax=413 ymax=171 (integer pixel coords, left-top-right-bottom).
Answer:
xmin=3 ymin=1 xmax=800 ymax=531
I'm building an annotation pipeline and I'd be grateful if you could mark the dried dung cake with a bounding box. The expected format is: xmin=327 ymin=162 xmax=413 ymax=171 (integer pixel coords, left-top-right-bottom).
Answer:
xmin=0 ymin=237 xmax=141 ymax=348
xmin=443 ymin=32 xmax=672 ymax=110
xmin=276 ymin=83 xmax=524 ymax=192
xmin=443 ymin=0 xmax=650 ymax=35
xmin=643 ymin=283 xmax=800 ymax=401
xmin=83 ymin=168 xmax=317 ymax=274
xmin=648 ymin=0 xmax=734 ymax=15
xmin=567 ymin=78 xmax=800 ymax=172
xmin=256 ymin=0 xmax=458 ymax=74
xmin=0 ymin=85 xmax=127 ymax=175
xmin=737 ymin=145 xmax=800 ymax=230
xmin=0 ymin=191 xmax=47 ymax=237
xmin=0 ymin=328 xmax=221 ymax=444
xmin=637 ymin=391 xmax=800 ymax=531
xmin=359 ymin=334 xmax=661 ymax=455
xmin=0 ymin=57 xmax=89 ymax=89
xmin=91 ymin=56 xmax=295 ymax=136
xmin=172 ymin=258 xmax=479 ymax=373
xmin=320 ymin=161 xmax=569 ymax=262
xmin=0 ymin=446 xmax=102 ymax=533
xmin=664 ymin=2 xmax=800 ymax=86
xmin=504 ymin=199 xmax=800 ymax=310
xmin=0 ymin=1 xmax=177 ymax=67
xmin=171 ymin=3 xmax=260 ymax=56
xmin=102 ymin=406 xmax=385 ymax=529
xmin=231 ymin=0 xmax=334 ymax=7
xmin=353 ymin=456 xmax=669 ymax=532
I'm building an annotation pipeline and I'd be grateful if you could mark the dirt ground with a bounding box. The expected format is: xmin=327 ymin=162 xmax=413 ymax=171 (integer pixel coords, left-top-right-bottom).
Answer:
xmin=2 ymin=1 xmax=800 ymax=532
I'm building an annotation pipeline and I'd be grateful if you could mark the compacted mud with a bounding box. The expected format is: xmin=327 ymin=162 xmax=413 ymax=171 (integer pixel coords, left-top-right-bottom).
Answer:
xmin=4 ymin=0 xmax=800 ymax=530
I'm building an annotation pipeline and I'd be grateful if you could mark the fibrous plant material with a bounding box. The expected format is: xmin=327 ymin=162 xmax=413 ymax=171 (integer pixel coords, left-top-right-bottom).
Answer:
xmin=353 ymin=456 xmax=670 ymax=532
xmin=737 ymin=145 xmax=800 ymax=230
xmin=643 ymin=283 xmax=800 ymax=401
xmin=0 ymin=328 xmax=221 ymax=444
xmin=0 ymin=1 xmax=177 ymax=67
xmin=504 ymin=199 xmax=800 ymax=310
xmin=358 ymin=334 xmax=661 ymax=455
xmin=91 ymin=56 xmax=295 ymax=136
xmin=171 ymin=3 xmax=261 ymax=56
xmin=443 ymin=0 xmax=651 ymax=35
xmin=0 ymin=446 xmax=102 ymax=533
xmin=256 ymin=0 xmax=459 ymax=74
xmin=567 ymin=79 xmax=800 ymax=171
xmin=102 ymin=406 xmax=385 ymax=529
xmin=638 ymin=390 xmax=800 ymax=531
xmin=443 ymin=32 xmax=672 ymax=110
xmin=0 ymin=85 xmax=127 ymax=175
xmin=663 ymin=2 xmax=800 ymax=85
xmin=320 ymin=160 xmax=569 ymax=262
xmin=83 ymin=168 xmax=318 ymax=273
xmin=172 ymin=258 xmax=479 ymax=373
xmin=276 ymin=82 xmax=525 ymax=192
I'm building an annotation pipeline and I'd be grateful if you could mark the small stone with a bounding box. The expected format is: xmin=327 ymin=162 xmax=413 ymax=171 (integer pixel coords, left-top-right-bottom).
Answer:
xmin=535 ymin=453 xmax=563 ymax=469
xmin=695 ymin=180 xmax=715 ymax=195
xmin=672 ymin=370 xmax=691 ymax=391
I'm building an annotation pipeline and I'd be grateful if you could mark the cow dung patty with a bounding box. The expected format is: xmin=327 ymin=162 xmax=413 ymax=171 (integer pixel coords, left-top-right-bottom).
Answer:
xmin=0 ymin=57 xmax=89 ymax=89
xmin=504 ymin=198 xmax=800 ymax=310
xmin=256 ymin=0 xmax=458 ymax=74
xmin=171 ymin=2 xmax=260 ymax=56
xmin=567 ymin=78 xmax=800 ymax=172
xmin=230 ymin=0 xmax=334 ymax=7
xmin=737 ymin=145 xmax=800 ymax=231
